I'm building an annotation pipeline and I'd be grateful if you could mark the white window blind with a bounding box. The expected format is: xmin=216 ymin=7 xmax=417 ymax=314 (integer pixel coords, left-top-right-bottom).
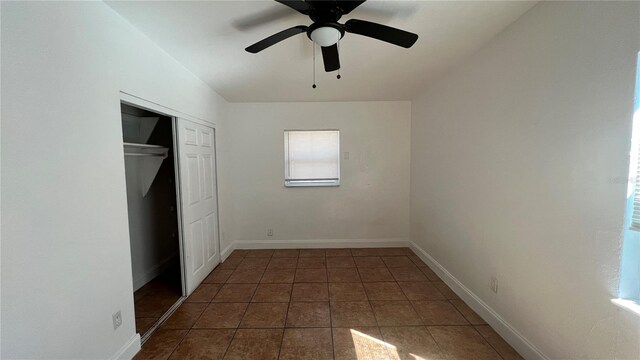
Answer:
xmin=632 ymin=144 xmax=640 ymax=230
xmin=284 ymin=130 xmax=340 ymax=187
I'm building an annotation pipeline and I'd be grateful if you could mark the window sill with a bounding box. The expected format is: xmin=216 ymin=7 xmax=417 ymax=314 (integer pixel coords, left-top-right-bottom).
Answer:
xmin=611 ymin=298 xmax=640 ymax=317
xmin=285 ymin=181 xmax=340 ymax=188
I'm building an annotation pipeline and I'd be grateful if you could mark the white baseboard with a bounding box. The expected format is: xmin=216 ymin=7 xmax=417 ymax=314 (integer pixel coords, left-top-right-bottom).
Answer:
xmin=409 ymin=241 xmax=548 ymax=360
xmin=132 ymin=254 xmax=178 ymax=291
xmin=111 ymin=334 xmax=141 ymax=360
xmin=220 ymin=242 xmax=235 ymax=261
xmin=233 ymin=238 xmax=409 ymax=250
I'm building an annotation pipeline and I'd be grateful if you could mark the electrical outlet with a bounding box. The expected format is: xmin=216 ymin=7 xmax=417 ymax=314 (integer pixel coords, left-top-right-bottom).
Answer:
xmin=112 ymin=310 xmax=122 ymax=330
xmin=267 ymin=228 xmax=273 ymax=237
xmin=490 ymin=277 xmax=498 ymax=294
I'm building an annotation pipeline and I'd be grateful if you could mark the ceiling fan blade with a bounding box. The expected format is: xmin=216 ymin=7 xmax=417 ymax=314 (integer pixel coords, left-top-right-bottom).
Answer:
xmin=274 ymin=0 xmax=311 ymax=14
xmin=336 ymin=1 xmax=366 ymax=15
xmin=232 ymin=7 xmax=298 ymax=31
xmin=321 ymin=44 xmax=340 ymax=72
xmin=245 ymin=25 xmax=308 ymax=53
xmin=345 ymin=19 xmax=418 ymax=48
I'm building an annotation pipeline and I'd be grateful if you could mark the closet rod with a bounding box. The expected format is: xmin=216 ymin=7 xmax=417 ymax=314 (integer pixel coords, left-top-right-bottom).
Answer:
xmin=124 ymin=153 xmax=167 ymax=158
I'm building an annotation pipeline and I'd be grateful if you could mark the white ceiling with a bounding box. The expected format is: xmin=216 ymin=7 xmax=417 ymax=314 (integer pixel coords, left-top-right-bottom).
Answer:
xmin=107 ymin=1 xmax=537 ymax=102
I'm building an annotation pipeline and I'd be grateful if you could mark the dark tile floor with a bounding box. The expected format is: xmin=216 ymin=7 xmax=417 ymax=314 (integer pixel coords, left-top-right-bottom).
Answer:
xmin=134 ymin=263 xmax=182 ymax=336
xmin=134 ymin=248 xmax=523 ymax=360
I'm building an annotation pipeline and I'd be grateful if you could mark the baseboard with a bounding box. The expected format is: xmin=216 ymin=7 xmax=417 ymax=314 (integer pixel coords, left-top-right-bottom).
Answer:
xmin=233 ymin=238 xmax=409 ymax=249
xmin=132 ymin=254 xmax=178 ymax=291
xmin=409 ymin=241 xmax=548 ymax=360
xmin=220 ymin=242 xmax=235 ymax=261
xmin=111 ymin=334 xmax=141 ymax=360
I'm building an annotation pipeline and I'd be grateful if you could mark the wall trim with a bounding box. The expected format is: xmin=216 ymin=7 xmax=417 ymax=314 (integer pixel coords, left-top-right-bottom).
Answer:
xmin=111 ymin=334 xmax=141 ymax=360
xmin=233 ymin=238 xmax=409 ymax=249
xmin=221 ymin=242 xmax=236 ymax=261
xmin=409 ymin=241 xmax=548 ymax=360
xmin=120 ymin=91 xmax=215 ymax=127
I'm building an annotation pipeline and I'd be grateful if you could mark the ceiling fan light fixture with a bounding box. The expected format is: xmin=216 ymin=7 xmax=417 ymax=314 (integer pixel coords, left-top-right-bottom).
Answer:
xmin=310 ymin=26 xmax=342 ymax=47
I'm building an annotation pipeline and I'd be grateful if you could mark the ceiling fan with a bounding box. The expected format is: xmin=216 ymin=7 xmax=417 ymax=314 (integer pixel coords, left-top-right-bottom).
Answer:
xmin=245 ymin=0 xmax=418 ymax=73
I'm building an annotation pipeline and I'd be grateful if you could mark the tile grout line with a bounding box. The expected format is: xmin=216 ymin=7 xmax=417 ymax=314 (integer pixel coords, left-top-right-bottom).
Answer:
xmin=253 ymin=251 xmax=289 ymax=358
xmin=471 ymin=325 xmax=508 ymax=360
xmin=367 ymin=249 xmax=393 ymax=360
xmin=402 ymin=279 xmax=454 ymax=359
xmin=222 ymin=253 xmax=273 ymax=359
xmin=327 ymin=254 xmax=338 ymax=360
xmin=220 ymin=251 xmax=251 ymax=358
xmin=219 ymin=251 xmax=255 ymax=360
xmin=276 ymin=295 xmax=291 ymax=359
xmin=275 ymin=252 xmax=294 ymax=360
xmin=329 ymin=284 xmax=336 ymax=360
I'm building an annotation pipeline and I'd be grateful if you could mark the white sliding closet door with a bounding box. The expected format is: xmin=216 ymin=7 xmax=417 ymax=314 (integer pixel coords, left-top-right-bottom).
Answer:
xmin=177 ymin=118 xmax=220 ymax=295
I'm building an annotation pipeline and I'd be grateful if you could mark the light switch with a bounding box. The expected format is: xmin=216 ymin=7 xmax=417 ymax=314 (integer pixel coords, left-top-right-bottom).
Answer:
xmin=344 ymin=152 xmax=349 ymax=160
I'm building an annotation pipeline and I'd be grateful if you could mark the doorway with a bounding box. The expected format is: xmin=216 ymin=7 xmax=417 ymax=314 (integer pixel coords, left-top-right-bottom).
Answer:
xmin=121 ymin=103 xmax=183 ymax=338
xmin=119 ymin=96 xmax=222 ymax=343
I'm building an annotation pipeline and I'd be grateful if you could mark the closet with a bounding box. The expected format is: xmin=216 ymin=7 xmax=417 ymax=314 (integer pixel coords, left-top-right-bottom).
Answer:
xmin=121 ymin=103 xmax=182 ymax=338
xmin=119 ymin=98 xmax=222 ymax=342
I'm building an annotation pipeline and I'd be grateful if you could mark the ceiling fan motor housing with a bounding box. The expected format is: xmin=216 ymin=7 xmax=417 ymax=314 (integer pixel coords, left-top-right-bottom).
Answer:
xmin=307 ymin=22 xmax=345 ymax=47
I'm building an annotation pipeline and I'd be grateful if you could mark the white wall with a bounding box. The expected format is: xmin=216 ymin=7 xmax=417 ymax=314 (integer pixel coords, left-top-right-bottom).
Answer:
xmin=1 ymin=2 xmax=227 ymax=359
xmin=225 ymin=102 xmax=410 ymax=248
xmin=410 ymin=2 xmax=640 ymax=359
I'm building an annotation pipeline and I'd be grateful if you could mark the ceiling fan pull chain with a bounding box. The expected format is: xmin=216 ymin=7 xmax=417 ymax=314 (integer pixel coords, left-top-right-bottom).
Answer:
xmin=312 ymin=43 xmax=317 ymax=89
xmin=337 ymin=41 xmax=341 ymax=80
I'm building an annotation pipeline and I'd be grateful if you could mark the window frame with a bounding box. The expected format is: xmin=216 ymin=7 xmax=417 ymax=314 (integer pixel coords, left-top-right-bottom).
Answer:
xmin=618 ymin=52 xmax=640 ymax=304
xmin=284 ymin=129 xmax=341 ymax=188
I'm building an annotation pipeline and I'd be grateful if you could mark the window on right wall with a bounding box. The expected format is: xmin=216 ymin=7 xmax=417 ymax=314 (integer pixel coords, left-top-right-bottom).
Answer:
xmin=284 ymin=130 xmax=340 ymax=187
xmin=618 ymin=53 xmax=640 ymax=304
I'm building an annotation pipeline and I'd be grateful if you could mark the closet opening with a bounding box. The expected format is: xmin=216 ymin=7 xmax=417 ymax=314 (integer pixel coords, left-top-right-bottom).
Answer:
xmin=121 ymin=103 xmax=184 ymax=341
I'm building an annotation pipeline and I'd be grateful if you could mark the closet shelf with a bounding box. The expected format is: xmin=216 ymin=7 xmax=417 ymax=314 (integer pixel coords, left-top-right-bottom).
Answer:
xmin=124 ymin=142 xmax=168 ymax=152
xmin=123 ymin=142 xmax=170 ymax=197
xmin=124 ymin=142 xmax=166 ymax=149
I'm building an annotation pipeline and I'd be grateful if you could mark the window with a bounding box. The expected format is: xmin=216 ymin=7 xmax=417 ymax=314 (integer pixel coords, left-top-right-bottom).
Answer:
xmin=631 ymin=141 xmax=640 ymax=231
xmin=284 ymin=130 xmax=340 ymax=187
xmin=629 ymin=54 xmax=640 ymax=232
xmin=618 ymin=53 xmax=640 ymax=303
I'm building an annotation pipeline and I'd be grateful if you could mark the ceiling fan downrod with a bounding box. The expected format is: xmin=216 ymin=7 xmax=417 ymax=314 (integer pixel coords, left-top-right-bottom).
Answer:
xmin=336 ymin=41 xmax=341 ymax=80
xmin=312 ymin=43 xmax=317 ymax=89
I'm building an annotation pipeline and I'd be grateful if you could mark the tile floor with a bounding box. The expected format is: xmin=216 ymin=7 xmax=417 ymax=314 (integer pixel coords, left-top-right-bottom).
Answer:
xmin=134 ymin=248 xmax=523 ymax=360
xmin=134 ymin=263 xmax=183 ymax=335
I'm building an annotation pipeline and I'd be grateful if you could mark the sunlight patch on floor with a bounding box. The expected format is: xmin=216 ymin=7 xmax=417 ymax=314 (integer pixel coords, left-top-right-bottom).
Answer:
xmin=350 ymin=329 xmax=440 ymax=360
xmin=350 ymin=329 xmax=394 ymax=359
